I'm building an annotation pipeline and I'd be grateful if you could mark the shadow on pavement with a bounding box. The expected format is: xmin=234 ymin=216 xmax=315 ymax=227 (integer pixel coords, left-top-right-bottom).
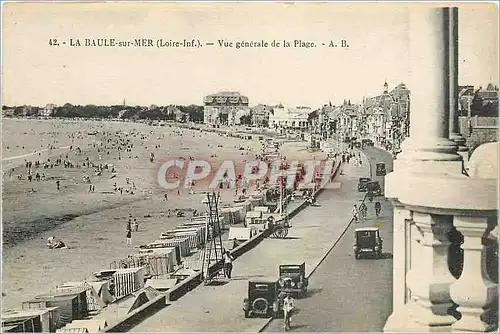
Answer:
xmin=354 ymin=252 xmax=393 ymax=260
xmin=205 ymin=280 xmax=230 ymax=286
xmin=303 ymin=287 xmax=323 ymax=298
xmin=290 ymin=324 xmax=309 ymax=331
xmin=231 ymin=274 xmax=266 ymax=281
xmin=269 ymin=236 xmax=302 ymax=241
xmin=380 ymin=252 xmax=393 ymax=259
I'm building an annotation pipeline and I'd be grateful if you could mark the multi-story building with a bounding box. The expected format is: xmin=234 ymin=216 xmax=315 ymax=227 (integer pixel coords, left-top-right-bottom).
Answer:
xmin=203 ymin=91 xmax=249 ymax=127
xmin=268 ymin=104 xmax=312 ymax=132
xmin=251 ymin=104 xmax=272 ymax=127
xmin=38 ymin=104 xmax=56 ymax=117
xmin=331 ymin=100 xmax=362 ymax=142
xmin=363 ymin=82 xmax=410 ymax=152
xmin=310 ymin=103 xmax=340 ymax=140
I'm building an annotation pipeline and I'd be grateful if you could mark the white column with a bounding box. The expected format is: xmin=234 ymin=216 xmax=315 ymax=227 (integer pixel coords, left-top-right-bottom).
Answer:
xmin=447 ymin=7 xmax=468 ymax=160
xmin=392 ymin=204 xmax=412 ymax=309
xmin=398 ymin=7 xmax=462 ymax=162
xmin=384 ymin=209 xmax=423 ymax=332
xmin=449 ymin=216 xmax=497 ymax=332
xmin=407 ymin=212 xmax=457 ymax=330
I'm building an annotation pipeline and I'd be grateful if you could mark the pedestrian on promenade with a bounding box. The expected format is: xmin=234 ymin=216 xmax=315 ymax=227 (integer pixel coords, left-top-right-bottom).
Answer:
xmin=352 ymin=204 xmax=359 ymax=223
xmin=283 ymin=293 xmax=295 ymax=331
xmin=126 ymin=228 xmax=132 ymax=245
xmin=56 ymin=180 xmax=60 ymax=190
xmin=360 ymin=203 xmax=367 ymax=218
xmin=133 ymin=219 xmax=139 ymax=232
xmin=375 ymin=201 xmax=381 ymax=217
xmin=367 ymin=191 xmax=374 ymax=203
xmin=223 ymin=250 xmax=234 ymax=279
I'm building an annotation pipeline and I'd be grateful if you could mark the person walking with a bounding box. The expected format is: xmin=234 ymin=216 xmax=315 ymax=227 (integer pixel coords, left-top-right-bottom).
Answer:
xmin=223 ymin=250 xmax=234 ymax=279
xmin=368 ymin=191 xmax=374 ymax=203
xmin=126 ymin=228 xmax=132 ymax=245
xmin=375 ymin=201 xmax=381 ymax=217
xmin=283 ymin=293 xmax=295 ymax=331
xmin=360 ymin=202 xmax=367 ymax=218
xmin=133 ymin=219 xmax=139 ymax=232
xmin=352 ymin=204 xmax=360 ymax=223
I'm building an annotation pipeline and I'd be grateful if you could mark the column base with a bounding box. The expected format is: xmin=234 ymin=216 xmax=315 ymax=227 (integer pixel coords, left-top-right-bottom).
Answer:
xmin=384 ymin=309 xmax=454 ymax=333
xmin=392 ymin=159 xmax=464 ymax=176
xmin=450 ymin=132 xmax=467 ymax=148
xmin=398 ymin=137 xmax=462 ymax=162
xmin=452 ymin=317 xmax=497 ymax=333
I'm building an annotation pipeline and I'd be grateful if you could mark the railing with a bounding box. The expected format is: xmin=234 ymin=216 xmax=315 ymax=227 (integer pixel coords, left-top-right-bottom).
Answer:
xmin=385 ymin=149 xmax=498 ymax=332
xmin=394 ymin=208 xmax=498 ymax=332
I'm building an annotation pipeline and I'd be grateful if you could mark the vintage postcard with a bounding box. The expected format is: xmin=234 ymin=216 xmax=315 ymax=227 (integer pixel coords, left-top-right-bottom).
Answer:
xmin=1 ymin=1 xmax=498 ymax=333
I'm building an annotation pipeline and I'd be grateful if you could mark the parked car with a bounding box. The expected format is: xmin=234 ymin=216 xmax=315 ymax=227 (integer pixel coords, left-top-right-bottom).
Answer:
xmin=357 ymin=177 xmax=371 ymax=192
xmin=376 ymin=162 xmax=386 ymax=176
xmin=353 ymin=227 xmax=383 ymax=259
xmin=366 ymin=181 xmax=383 ymax=196
xmin=278 ymin=262 xmax=308 ymax=298
xmin=243 ymin=279 xmax=283 ymax=318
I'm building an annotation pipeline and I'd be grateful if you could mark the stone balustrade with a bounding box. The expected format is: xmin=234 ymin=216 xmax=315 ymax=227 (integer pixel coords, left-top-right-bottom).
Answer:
xmin=384 ymin=144 xmax=498 ymax=333
xmin=382 ymin=6 xmax=498 ymax=333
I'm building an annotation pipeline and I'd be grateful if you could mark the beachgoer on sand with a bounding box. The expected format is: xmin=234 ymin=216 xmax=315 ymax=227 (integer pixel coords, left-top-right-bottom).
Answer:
xmin=133 ymin=219 xmax=139 ymax=232
xmin=126 ymin=229 xmax=132 ymax=245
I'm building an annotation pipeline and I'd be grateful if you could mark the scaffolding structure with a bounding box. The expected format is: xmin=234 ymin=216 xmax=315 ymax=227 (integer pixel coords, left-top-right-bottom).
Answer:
xmin=201 ymin=192 xmax=225 ymax=284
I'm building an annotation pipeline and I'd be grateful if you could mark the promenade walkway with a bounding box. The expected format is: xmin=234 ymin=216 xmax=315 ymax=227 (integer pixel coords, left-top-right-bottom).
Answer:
xmin=131 ymin=151 xmax=370 ymax=332
xmin=263 ymin=147 xmax=394 ymax=332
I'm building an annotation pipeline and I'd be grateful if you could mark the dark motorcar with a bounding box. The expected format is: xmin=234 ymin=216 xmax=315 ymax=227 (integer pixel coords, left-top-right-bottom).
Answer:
xmin=353 ymin=227 xmax=383 ymax=259
xmin=376 ymin=162 xmax=386 ymax=176
xmin=243 ymin=279 xmax=283 ymax=318
xmin=357 ymin=177 xmax=371 ymax=192
xmin=366 ymin=181 xmax=383 ymax=196
xmin=279 ymin=262 xmax=308 ymax=298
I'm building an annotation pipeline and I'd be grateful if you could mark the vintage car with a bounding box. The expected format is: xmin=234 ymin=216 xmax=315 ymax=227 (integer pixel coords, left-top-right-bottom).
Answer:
xmin=366 ymin=181 xmax=383 ymax=197
xmin=357 ymin=177 xmax=371 ymax=192
xmin=278 ymin=262 xmax=308 ymax=298
xmin=353 ymin=227 xmax=383 ymax=259
xmin=376 ymin=162 xmax=387 ymax=176
xmin=243 ymin=279 xmax=284 ymax=318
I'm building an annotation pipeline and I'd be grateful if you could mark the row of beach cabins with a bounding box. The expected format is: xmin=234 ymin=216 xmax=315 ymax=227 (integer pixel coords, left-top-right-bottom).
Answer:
xmin=2 ymin=133 xmax=299 ymax=333
xmin=2 ymin=189 xmax=282 ymax=333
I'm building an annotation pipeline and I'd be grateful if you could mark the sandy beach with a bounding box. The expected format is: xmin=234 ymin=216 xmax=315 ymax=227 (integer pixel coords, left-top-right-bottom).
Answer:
xmin=1 ymin=118 xmax=324 ymax=311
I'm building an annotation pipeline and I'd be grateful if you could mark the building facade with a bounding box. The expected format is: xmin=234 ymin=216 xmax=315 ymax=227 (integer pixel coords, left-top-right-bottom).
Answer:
xmin=38 ymin=104 xmax=56 ymax=117
xmin=251 ymin=104 xmax=272 ymax=127
xmin=268 ymin=105 xmax=312 ymax=131
xmin=362 ymin=82 xmax=410 ymax=153
xmin=203 ymin=92 xmax=249 ymax=127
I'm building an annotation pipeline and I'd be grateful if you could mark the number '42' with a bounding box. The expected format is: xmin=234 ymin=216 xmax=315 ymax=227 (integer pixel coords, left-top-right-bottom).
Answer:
xmin=49 ymin=39 xmax=59 ymax=46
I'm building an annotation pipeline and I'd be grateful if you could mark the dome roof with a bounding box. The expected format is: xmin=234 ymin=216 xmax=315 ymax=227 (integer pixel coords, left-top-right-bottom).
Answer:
xmin=468 ymin=142 xmax=498 ymax=179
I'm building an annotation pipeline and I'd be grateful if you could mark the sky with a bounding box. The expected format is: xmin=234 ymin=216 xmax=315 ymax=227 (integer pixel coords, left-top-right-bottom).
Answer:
xmin=2 ymin=2 xmax=498 ymax=108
